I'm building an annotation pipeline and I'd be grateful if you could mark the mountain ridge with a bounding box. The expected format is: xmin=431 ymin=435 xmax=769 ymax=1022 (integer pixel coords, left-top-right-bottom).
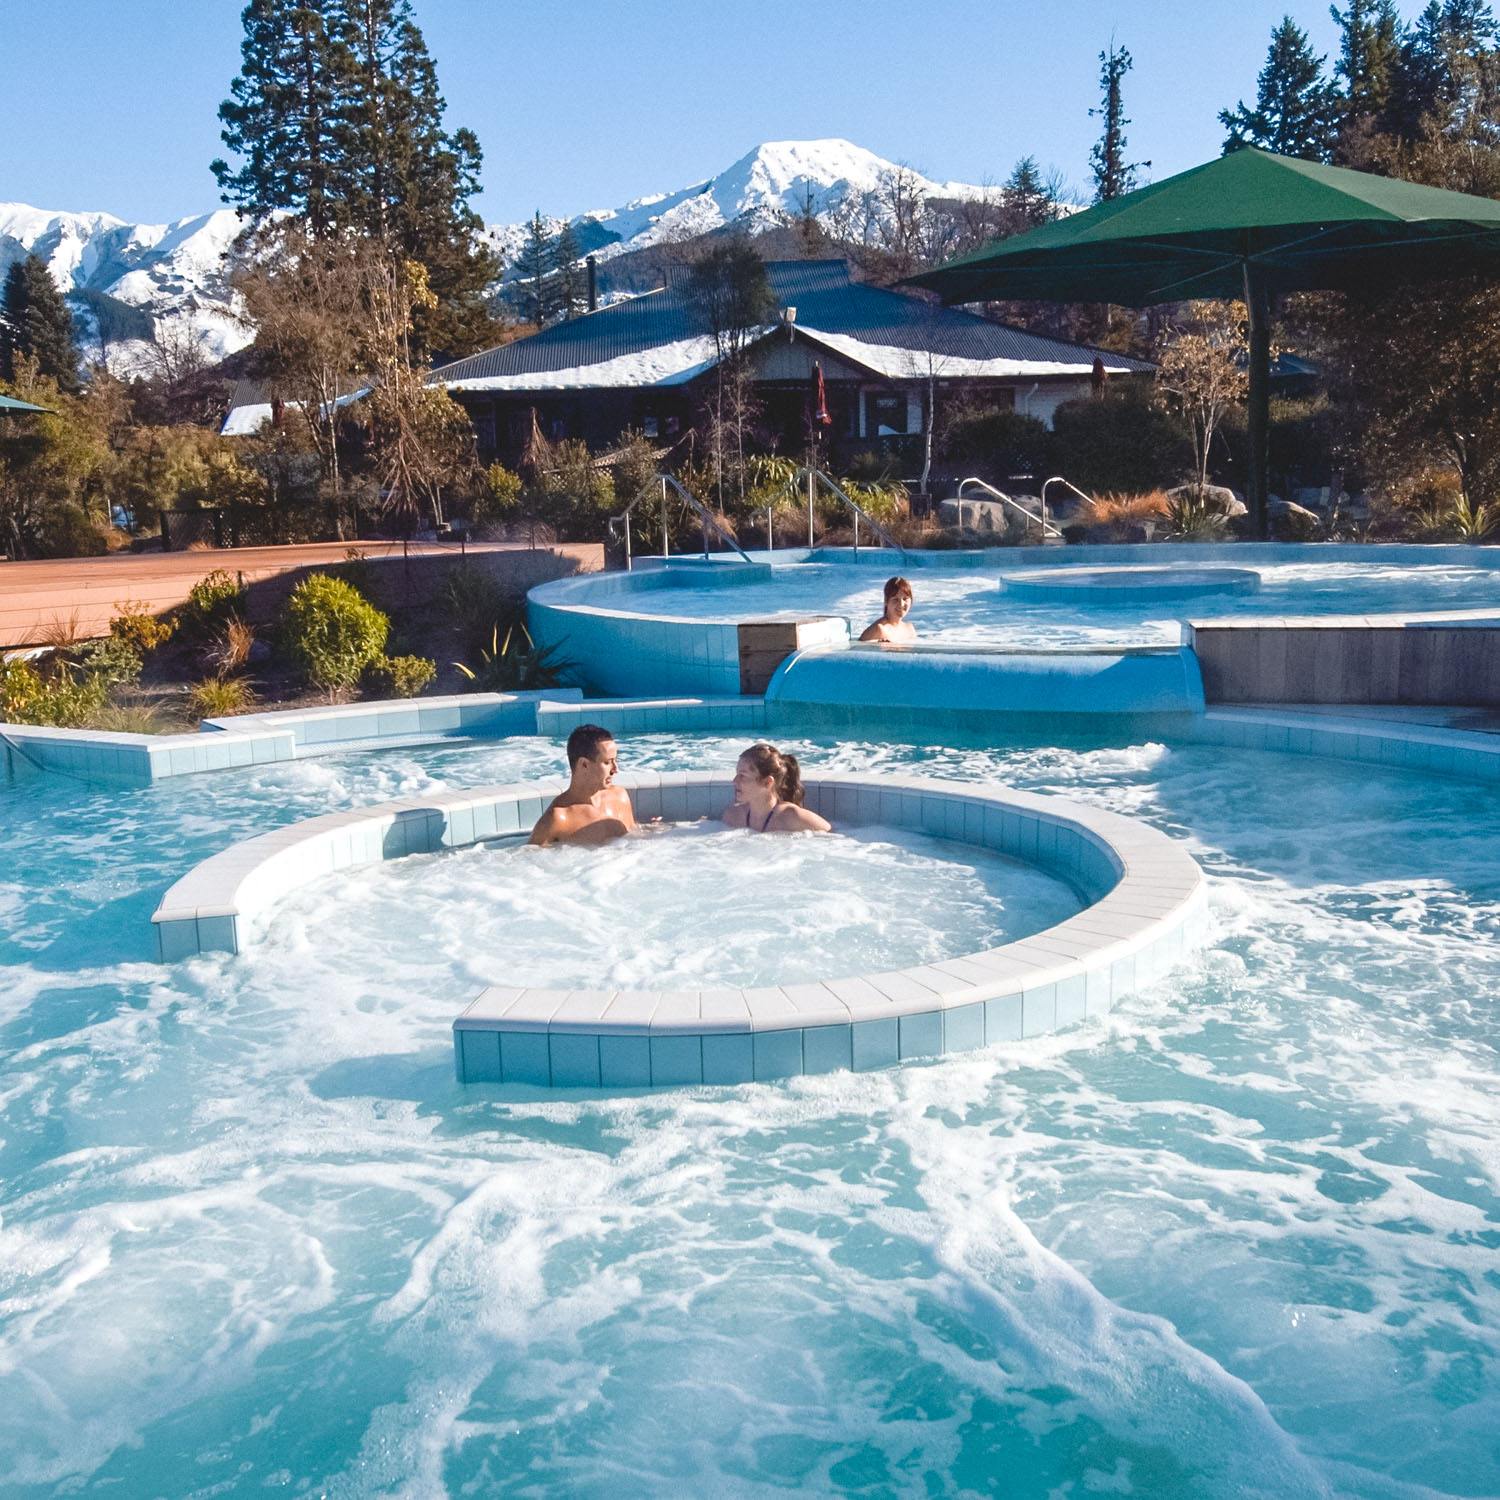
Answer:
xmin=0 ymin=138 xmax=992 ymax=371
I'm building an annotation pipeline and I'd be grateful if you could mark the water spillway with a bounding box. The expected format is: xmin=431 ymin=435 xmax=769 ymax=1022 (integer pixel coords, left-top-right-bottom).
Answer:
xmin=766 ymin=642 xmax=1207 ymax=726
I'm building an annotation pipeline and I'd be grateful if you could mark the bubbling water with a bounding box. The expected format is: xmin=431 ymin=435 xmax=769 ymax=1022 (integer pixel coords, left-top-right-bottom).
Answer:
xmin=1 ymin=730 xmax=1498 ymax=1495
xmin=271 ymin=822 xmax=1083 ymax=994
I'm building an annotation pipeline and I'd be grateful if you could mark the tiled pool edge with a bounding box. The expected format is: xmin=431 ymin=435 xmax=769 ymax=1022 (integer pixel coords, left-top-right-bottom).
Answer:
xmin=147 ymin=771 xmax=1208 ymax=1087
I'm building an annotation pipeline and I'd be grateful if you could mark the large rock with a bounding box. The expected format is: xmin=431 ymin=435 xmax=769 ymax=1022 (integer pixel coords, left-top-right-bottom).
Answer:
xmin=938 ymin=497 xmax=1013 ymax=532
xmin=1167 ymin=484 xmax=1246 ymax=518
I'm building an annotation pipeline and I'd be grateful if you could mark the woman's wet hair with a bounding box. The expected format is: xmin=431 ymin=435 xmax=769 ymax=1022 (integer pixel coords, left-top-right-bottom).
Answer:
xmin=884 ymin=575 xmax=913 ymax=602
xmin=739 ymin=742 xmax=805 ymax=806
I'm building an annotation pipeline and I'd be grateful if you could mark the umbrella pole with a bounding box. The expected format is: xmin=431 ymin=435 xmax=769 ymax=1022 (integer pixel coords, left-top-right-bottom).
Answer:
xmin=1243 ymin=265 xmax=1271 ymax=541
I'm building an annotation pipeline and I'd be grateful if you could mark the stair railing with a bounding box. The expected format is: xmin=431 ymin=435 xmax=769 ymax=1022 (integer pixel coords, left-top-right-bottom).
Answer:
xmin=792 ymin=467 xmax=907 ymax=558
xmin=607 ymin=474 xmax=755 ymax=569
xmin=1040 ymin=475 xmax=1094 ymax=533
xmin=954 ymin=476 xmax=1065 ymax=539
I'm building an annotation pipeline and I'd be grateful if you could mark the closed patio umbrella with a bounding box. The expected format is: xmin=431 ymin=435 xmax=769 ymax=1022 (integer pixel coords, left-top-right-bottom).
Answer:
xmin=906 ymin=146 xmax=1500 ymax=535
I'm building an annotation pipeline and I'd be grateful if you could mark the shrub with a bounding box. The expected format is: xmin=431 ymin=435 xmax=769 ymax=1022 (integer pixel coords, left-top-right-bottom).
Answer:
xmin=88 ymin=700 xmax=167 ymax=734
xmin=204 ymin=616 xmax=256 ymax=677
xmin=76 ymin=633 xmax=144 ymax=686
xmin=444 ymin=564 xmax=521 ymax=659
xmin=938 ymin=406 xmax=1057 ymax=477
xmin=453 ymin=623 xmax=572 ymax=692
xmin=0 ymin=657 xmax=108 ymax=727
xmin=110 ymin=603 xmax=175 ymax=655
xmin=188 ymin=675 xmax=256 ymax=719
xmin=186 ymin=569 xmax=247 ymax=630
xmin=365 ymin=653 xmax=438 ymax=698
xmin=1163 ymin=489 xmax=1229 ymax=540
xmin=475 ymin=462 xmax=524 ymax=524
xmin=1050 ymin=391 xmax=1194 ymax=496
xmin=280 ymin=573 xmax=389 ymax=693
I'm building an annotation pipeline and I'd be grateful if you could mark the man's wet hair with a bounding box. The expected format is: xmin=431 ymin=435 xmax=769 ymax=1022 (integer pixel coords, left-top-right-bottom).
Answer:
xmin=566 ymin=724 xmax=614 ymax=768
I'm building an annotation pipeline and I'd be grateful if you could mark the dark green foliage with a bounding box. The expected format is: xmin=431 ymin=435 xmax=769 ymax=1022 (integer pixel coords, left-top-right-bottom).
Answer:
xmin=1004 ymin=157 xmax=1059 ymax=229
xmin=1050 ymin=392 xmax=1195 ymax=495
xmin=553 ymin=222 xmax=584 ymax=321
xmin=939 ymin=407 xmax=1058 ymax=477
xmin=687 ymin=240 xmax=776 ymax=354
xmin=1089 ymin=44 xmax=1146 ymax=201
xmin=76 ymin=634 xmax=144 ymax=687
xmin=1221 ymin=17 xmax=1341 ymax=159
xmin=1 ymin=255 xmax=81 ymax=390
xmin=1331 ymin=0 xmax=1404 ymax=144
xmin=518 ymin=212 xmax=552 ymax=325
xmin=281 ymin=572 xmax=390 ymax=691
xmin=213 ymin=0 xmax=342 ymax=236
xmin=214 ymin=0 xmax=499 ymax=359
xmin=443 ymin=561 xmax=515 ymax=659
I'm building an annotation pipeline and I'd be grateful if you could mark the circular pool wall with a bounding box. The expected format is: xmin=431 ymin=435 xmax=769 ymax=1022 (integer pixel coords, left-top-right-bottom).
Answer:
xmin=999 ymin=566 xmax=1261 ymax=603
xmin=151 ymin=770 xmax=1207 ymax=1088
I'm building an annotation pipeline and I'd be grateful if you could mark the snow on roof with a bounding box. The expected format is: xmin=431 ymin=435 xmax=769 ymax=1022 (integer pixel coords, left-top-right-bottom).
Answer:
xmin=429 ymin=260 xmax=1152 ymax=395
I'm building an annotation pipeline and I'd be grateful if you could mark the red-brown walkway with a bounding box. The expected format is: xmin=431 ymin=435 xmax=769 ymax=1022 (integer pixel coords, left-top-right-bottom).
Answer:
xmin=0 ymin=540 xmax=601 ymax=647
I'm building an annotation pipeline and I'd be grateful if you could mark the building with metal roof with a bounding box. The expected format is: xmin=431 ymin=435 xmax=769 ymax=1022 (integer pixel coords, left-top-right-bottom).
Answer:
xmin=428 ymin=259 xmax=1152 ymax=473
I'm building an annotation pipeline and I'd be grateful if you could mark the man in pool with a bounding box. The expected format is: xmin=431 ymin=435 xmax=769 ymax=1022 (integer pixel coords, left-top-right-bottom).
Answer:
xmin=859 ymin=575 xmax=916 ymax=643
xmin=529 ymin=724 xmax=638 ymax=846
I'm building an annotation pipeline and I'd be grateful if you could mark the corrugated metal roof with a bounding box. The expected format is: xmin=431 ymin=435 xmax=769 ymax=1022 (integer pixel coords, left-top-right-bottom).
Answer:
xmin=430 ymin=259 xmax=1153 ymax=387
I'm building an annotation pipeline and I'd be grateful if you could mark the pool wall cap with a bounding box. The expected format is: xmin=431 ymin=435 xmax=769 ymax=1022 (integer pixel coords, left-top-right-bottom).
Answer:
xmin=149 ymin=770 xmax=1206 ymax=1067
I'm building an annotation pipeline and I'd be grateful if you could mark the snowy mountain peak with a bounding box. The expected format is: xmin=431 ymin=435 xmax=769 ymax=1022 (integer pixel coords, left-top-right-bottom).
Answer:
xmin=0 ymin=139 xmax=987 ymax=371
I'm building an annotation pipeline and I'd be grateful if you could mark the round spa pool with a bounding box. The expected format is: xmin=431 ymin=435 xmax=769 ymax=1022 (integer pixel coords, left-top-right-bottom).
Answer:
xmin=4 ymin=723 xmax=1499 ymax=1494
xmin=998 ymin=564 xmax=1261 ymax=603
xmin=276 ymin=821 xmax=1085 ymax=992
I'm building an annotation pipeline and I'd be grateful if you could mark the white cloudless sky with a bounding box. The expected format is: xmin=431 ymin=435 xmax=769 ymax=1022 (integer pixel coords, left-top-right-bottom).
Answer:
xmin=1 ymin=0 xmax=1351 ymax=224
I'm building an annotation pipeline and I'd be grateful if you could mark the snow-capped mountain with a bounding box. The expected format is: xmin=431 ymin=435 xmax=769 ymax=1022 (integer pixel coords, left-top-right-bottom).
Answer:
xmin=1 ymin=139 xmax=990 ymax=371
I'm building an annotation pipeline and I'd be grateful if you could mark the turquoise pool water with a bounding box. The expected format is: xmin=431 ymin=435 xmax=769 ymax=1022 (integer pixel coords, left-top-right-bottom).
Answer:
xmin=2 ymin=732 xmax=1498 ymax=1495
xmin=639 ymin=559 xmax=1500 ymax=648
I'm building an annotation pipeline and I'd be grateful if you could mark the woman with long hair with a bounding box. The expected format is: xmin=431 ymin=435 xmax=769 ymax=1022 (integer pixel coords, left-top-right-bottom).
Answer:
xmin=721 ymin=743 xmax=831 ymax=833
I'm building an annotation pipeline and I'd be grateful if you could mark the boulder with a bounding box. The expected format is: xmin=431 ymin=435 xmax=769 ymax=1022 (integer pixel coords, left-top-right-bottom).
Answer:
xmin=1167 ymin=484 xmax=1246 ymax=518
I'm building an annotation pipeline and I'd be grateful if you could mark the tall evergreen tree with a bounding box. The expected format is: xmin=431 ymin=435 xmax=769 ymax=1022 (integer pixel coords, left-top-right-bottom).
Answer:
xmin=212 ymin=0 xmax=343 ymax=236
xmin=1004 ymin=156 xmax=1057 ymax=228
xmin=1331 ymin=0 xmax=1404 ymax=123
xmin=215 ymin=0 xmax=498 ymax=359
xmin=1089 ymin=44 xmax=1147 ymax=201
xmin=1221 ymin=16 xmax=1341 ymax=159
xmin=1385 ymin=1 xmax=1452 ymax=138
xmin=552 ymin=222 xmax=583 ymax=321
xmin=324 ymin=0 xmax=497 ymax=358
xmin=518 ymin=213 xmax=553 ymax=327
xmin=1 ymin=255 xmax=81 ymax=391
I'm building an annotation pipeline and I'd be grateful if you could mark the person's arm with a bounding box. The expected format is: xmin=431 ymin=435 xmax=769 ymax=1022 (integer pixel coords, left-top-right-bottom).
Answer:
xmin=773 ymin=804 xmax=831 ymax=833
xmin=858 ymin=621 xmax=887 ymax=643
xmin=528 ymin=807 xmax=559 ymax=846
xmin=721 ymin=802 xmax=749 ymax=826
xmin=612 ymin=787 xmax=638 ymax=831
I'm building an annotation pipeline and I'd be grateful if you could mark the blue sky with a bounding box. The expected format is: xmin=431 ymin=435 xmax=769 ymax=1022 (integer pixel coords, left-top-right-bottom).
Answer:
xmin=2 ymin=0 xmax=1350 ymax=224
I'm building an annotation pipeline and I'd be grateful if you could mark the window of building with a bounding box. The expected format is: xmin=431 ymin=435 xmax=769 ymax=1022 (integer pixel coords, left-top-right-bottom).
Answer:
xmin=868 ymin=392 xmax=907 ymax=436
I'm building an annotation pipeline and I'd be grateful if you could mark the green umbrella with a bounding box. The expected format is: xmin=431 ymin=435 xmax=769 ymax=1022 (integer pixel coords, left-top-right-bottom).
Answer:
xmin=907 ymin=146 xmax=1500 ymax=535
xmin=0 ymin=393 xmax=55 ymax=414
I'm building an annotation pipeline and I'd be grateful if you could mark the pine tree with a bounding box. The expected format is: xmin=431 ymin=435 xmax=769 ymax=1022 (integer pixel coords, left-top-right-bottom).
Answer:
xmin=793 ymin=180 xmax=826 ymax=254
xmin=1 ymin=255 xmax=81 ymax=390
xmin=1221 ymin=17 xmax=1341 ymax=159
xmin=552 ymin=222 xmax=583 ymax=321
xmin=518 ymin=213 xmax=553 ymax=327
xmin=325 ymin=0 xmax=498 ymax=358
xmin=1004 ymin=156 xmax=1056 ymax=227
xmin=1089 ymin=44 xmax=1148 ymax=201
xmin=1332 ymin=0 xmax=1404 ymax=118
xmin=212 ymin=0 xmax=344 ymax=236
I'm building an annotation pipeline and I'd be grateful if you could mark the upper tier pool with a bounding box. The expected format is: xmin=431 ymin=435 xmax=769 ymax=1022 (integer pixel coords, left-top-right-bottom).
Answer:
xmin=616 ymin=553 xmax=1500 ymax=649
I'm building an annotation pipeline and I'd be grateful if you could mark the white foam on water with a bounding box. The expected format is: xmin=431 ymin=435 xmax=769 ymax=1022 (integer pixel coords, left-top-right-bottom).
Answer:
xmin=1 ymin=733 xmax=1498 ymax=1492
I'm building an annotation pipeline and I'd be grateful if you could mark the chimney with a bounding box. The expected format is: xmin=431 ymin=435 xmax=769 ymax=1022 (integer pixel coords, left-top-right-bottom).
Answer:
xmin=586 ymin=254 xmax=598 ymax=312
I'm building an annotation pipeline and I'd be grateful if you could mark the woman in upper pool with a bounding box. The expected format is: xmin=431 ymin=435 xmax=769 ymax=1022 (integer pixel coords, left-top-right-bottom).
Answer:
xmin=859 ymin=575 xmax=916 ymax=643
xmin=722 ymin=743 xmax=831 ymax=833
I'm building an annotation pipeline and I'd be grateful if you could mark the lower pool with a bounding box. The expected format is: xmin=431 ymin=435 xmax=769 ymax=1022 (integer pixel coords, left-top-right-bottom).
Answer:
xmin=2 ymin=730 xmax=1498 ymax=1494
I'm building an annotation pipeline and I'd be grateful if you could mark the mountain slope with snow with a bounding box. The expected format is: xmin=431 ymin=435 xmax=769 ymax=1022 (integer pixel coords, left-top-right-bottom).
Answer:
xmin=1 ymin=139 xmax=990 ymax=370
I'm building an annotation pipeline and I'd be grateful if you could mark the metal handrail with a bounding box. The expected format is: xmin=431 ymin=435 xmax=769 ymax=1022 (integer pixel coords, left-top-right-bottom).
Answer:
xmin=1041 ymin=475 xmax=1094 ymax=531
xmin=792 ymin=467 xmax=907 ymax=557
xmin=607 ymin=473 xmax=755 ymax=568
xmin=954 ymin=476 xmax=1064 ymax=539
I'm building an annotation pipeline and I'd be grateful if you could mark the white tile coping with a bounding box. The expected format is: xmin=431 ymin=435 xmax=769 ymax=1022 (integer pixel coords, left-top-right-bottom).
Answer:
xmin=147 ymin=769 xmax=1207 ymax=1087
